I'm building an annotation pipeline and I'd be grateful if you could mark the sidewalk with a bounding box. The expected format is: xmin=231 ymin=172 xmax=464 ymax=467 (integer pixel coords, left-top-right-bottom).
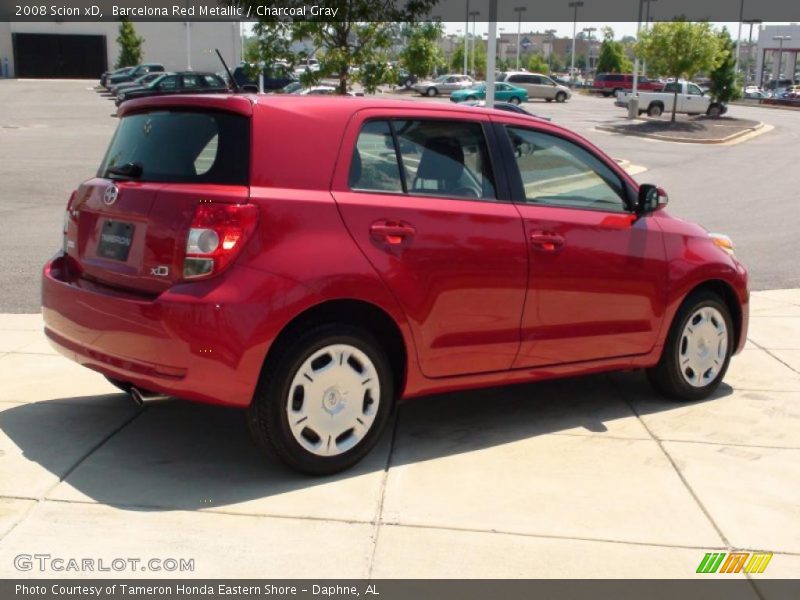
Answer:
xmin=0 ymin=291 xmax=798 ymax=582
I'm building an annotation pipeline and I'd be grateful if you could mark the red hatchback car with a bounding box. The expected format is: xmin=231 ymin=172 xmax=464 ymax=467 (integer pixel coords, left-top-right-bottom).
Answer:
xmin=42 ymin=95 xmax=748 ymax=474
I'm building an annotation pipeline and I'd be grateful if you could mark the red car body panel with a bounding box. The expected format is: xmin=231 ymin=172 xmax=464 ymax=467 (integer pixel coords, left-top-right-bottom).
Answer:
xmin=41 ymin=95 xmax=749 ymax=408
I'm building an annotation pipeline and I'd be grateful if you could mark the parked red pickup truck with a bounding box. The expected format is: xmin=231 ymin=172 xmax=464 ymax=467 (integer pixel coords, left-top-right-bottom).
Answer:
xmin=592 ymin=73 xmax=664 ymax=97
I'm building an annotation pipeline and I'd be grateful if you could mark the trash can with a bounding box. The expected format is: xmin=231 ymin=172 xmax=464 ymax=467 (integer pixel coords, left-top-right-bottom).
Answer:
xmin=627 ymin=94 xmax=639 ymax=119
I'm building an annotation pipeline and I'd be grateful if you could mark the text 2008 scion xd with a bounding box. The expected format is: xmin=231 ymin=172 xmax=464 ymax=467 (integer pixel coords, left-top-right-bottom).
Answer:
xmin=42 ymin=94 xmax=748 ymax=475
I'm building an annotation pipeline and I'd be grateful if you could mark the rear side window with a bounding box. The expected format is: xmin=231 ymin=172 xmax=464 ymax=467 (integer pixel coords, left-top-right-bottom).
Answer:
xmin=349 ymin=121 xmax=404 ymax=193
xmin=349 ymin=120 xmax=496 ymax=200
xmin=98 ymin=110 xmax=249 ymax=185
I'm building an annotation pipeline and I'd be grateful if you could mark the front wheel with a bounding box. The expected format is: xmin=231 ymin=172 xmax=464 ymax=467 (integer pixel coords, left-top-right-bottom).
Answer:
xmin=647 ymin=291 xmax=734 ymax=401
xmin=555 ymin=91 xmax=567 ymax=103
xmin=707 ymin=104 xmax=722 ymax=118
xmin=508 ymin=96 xmax=521 ymax=105
xmin=247 ymin=324 xmax=394 ymax=475
xmin=426 ymin=87 xmax=438 ymax=97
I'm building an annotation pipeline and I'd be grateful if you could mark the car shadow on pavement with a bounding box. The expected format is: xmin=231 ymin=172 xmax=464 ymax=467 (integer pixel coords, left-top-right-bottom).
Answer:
xmin=0 ymin=371 xmax=732 ymax=512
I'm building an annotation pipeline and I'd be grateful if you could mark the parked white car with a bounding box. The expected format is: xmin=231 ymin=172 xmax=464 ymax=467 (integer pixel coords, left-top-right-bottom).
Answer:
xmin=616 ymin=81 xmax=727 ymax=118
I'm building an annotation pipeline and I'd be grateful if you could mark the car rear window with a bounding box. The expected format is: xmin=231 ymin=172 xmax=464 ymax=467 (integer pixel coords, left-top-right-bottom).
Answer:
xmin=98 ymin=110 xmax=249 ymax=185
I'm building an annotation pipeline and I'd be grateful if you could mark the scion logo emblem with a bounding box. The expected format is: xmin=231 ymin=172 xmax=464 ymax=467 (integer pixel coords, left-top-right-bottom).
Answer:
xmin=150 ymin=266 xmax=169 ymax=277
xmin=103 ymin=184 xmax=119 ymax=206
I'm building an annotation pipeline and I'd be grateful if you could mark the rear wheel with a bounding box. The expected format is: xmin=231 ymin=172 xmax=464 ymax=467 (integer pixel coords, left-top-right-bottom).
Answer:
xmin=647 ymin=103 xmax=663 ymax=117
xmin=707 ymin=104 xmax=722 ymax=118
xmin=647 ymin=291 xmax=734 ymax=401
xmin=509 ymin=96 xmax=521 ymax=105
xmin=426 ymin=87 xmax=438 ymax=97
xmin=613 ymin=88 xmax=623 ymax=98
xmin=602 ymin=91 xmax=612 ymax=98
xmin=247 ymin=324 xmax=394 ymax=475
xmin=555 ymin=91 xmax=567 ymax=103
xmin=465 ymin=95 xmax=477 ymax=102
xmin=545 ymin=98 xmax=553 ymax=103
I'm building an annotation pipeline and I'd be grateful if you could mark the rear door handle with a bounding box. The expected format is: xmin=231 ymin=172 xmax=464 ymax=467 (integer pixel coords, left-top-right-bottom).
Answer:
xmin=370 ymin=221 xmax=416 ymax=245
xmin=529 ymin=231 xmax=565 ymax=252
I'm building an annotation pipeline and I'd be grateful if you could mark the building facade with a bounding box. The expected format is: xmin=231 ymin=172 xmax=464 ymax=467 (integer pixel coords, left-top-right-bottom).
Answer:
xmin=754 ymin=24 xmax=800 ymax=86
xmin=0 ymin=21 xmax=241 ymax=79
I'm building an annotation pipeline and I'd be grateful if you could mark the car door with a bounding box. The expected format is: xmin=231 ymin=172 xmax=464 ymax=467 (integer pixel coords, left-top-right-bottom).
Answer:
xmin=332 ymin=112 xmax=528 ymax=378
xmin=508 ymin=74 xmax=534 ymax=98
xmin=683 ymin=83 xmax=706 ymax=113
xmin=492 ymin=118 xmax=667 ymax=367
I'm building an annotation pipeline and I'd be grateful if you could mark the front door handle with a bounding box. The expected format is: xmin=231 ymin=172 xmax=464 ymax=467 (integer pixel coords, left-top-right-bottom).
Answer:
xmin=370 ymin=221 xmax=416 ymax=245
xmin=529 ymin=231 xmax=565 ymax=252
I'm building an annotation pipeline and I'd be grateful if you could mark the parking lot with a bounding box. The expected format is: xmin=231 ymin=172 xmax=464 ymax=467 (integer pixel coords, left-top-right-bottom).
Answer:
xmin=0 ymin=80 xmax=798 ymax=583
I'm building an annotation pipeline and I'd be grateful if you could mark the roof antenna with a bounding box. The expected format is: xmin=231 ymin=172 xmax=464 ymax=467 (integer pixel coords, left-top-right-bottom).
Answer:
xmin=215 ymin=48 xmax=240 ymax=93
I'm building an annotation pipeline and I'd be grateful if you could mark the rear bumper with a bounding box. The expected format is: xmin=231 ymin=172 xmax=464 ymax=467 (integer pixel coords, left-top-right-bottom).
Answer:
xmin=41 ymin=253 xmax=298 ymax=407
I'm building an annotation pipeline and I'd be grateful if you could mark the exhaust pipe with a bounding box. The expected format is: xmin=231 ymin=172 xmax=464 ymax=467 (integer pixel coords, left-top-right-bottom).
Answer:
xmin=129 ymin=386 xmax=170 ymax=406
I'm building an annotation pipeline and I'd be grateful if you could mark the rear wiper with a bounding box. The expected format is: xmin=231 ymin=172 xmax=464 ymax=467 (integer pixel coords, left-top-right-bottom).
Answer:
xmin=105 ymin=162 xmax=143 ymax=180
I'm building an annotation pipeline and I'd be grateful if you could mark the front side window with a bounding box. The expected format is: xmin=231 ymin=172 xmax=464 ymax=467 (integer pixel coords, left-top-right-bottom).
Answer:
xmin=182 ymin=74 xmax=202 ymax=89
xmin=504 ymin=127 xmax=627 ymax=212
xmin=155 ymin=75 xmax=178 ymax=90
xmin=688 ymin=83 xmax=703 ymax=95
xmin=348 ymin=119 xmax=496 ymax=201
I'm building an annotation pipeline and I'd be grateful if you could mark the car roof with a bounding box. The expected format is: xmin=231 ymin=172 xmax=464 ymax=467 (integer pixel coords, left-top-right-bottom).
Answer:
xmin=120 ymin=94 xmax=569 ymax=132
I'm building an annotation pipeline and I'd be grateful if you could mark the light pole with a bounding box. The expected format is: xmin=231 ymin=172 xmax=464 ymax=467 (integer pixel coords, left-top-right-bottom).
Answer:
xmin=469 ymin=10 xmax=480 ymax=77
xmin=743 ymin=19 xmax=762 ymax=85
xmin=568 ymin=1 xmax=584 ymax=82
xmin=514 ymin=6 xmax=527 ymax=71
xmin=642 ymin=0 xmax=657 ymax=77
xmin=583 ymin=27 xmax=596 ymax=75
xmin=632 ymin=0 xmax=644 ymax=101
xmin=773 ymin=34 xmax=791 ymax=93
xmin=463 ymin=0 xmax=469 ymax=75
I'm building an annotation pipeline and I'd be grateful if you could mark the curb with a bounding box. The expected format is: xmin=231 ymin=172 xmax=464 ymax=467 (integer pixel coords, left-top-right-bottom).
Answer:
xmin=593 ymin=121 xmax=767 ymax=144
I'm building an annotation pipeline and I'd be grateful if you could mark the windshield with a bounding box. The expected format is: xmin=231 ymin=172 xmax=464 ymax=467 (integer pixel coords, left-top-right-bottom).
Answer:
xmin=434 ymin=75 xmax=447 ymax=82
xmin=98 ymin=110 xmax=250 ymax=185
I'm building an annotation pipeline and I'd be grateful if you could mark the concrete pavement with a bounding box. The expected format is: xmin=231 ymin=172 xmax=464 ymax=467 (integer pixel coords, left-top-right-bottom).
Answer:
xmin=0 ymin=290 xmax=798 ymax=580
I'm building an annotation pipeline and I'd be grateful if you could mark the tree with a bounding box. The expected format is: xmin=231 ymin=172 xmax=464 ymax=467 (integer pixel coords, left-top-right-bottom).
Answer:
xmin=450 ymin=39 xmax=487 ymax=78
xmin=636 ymin=21 xmax=721 ymax=122
xmin=708 ymin=27 xmax=742 ymax=105
xmin=237 ymin=1 xmax=437 ymax=94
xmin=116 ymin=18 xmax=143 ymax=68
xmin=526 ymin=53 xmax=549 ymax=74
xmin=596 ymin=28 xmax=633 ymax=74
xmin=400 ymin=22 xmax=444 ymax=79
xmin=244 ymin=22 xmax=294 ymax=81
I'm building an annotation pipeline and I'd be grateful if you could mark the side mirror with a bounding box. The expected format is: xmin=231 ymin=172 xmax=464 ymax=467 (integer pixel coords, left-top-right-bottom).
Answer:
xmin=636 ymin=184 xmax=668 ymax=215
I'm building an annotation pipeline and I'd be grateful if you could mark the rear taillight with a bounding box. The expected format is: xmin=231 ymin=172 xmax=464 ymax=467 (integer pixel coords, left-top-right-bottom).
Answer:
xmin=62 ymin=191 xmax=77 ymax=253
xmin=183 ymin=203 xmax=258 ymax=280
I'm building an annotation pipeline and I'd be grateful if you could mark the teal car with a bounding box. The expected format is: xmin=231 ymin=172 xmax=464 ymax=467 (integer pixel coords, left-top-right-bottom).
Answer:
xmin=450 ymin=82 xmax=528 ymax=104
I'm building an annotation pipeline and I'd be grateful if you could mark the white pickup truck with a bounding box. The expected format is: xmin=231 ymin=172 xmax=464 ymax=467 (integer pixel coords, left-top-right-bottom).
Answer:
xmin=616 ymin=81 xmax=727 ymax=118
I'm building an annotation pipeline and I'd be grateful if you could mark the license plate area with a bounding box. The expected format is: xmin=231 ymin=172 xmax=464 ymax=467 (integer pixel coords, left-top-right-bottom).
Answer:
xmin=97 ymin=220 xmax=135 ymax=262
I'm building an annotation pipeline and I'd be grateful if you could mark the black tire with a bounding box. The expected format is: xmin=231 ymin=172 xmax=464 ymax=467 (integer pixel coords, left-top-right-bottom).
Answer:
xmin=602 ymin=91 xmax=612 ymax=98
xmin=707 ymin=104 xmax=722 ymax=118
xmin=508 ymin=96 xmax=521 ymax=105
xmin=647 ymin=103 xmax=663 ymax=117
xmin=247 ymin=324 xmax=395 ymax=475
xmin=545 ymin=98 xmax=553 ymax=103
xmin=613 ymin=88 xmax=623 ymax=98
xmin=555 ymin=91 xmax=567 ymax=103
xmin=646 ymin=291 xmax=734 ymax=401
xmin=465 ymin=95 xmax=477 ymax=102
xmin=426 ymin=87 xmax=438 ymax=97
xmin=403 ymin=78 xmax=413 ymax=89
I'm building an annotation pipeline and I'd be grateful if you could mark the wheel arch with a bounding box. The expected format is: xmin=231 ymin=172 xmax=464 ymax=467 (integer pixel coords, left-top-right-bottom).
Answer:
xmin=678 ymin=279 xmax=744 ymax=353
xmin=260 ymin=299 xmax=408 ymax=401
